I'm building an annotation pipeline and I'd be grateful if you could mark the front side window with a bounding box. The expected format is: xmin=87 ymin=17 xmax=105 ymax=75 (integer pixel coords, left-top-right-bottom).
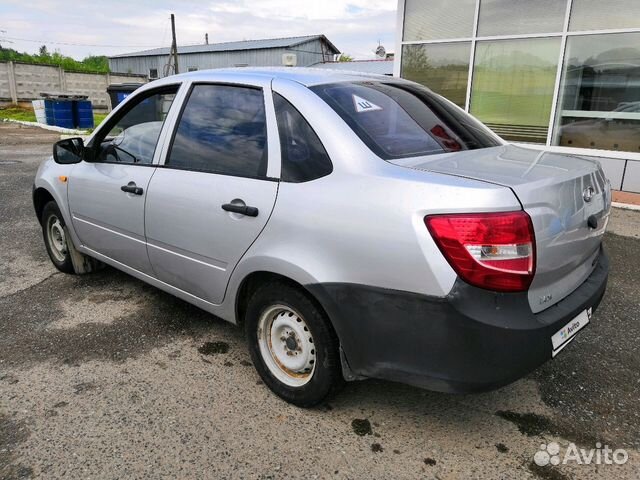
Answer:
xmin=167 ymin=84 xmax=268 ymax=178
xmin=273 ymin=93 xmax=332 ymax=182
xmin=312 ymin=82 xmax=499 ymax=160
xmin=93 ymin=87 xmax=177 ymax=164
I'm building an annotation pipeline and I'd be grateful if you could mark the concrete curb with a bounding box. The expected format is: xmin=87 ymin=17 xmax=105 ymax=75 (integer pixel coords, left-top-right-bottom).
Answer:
xmin=612 ymin=202 xmax=640 ymax=212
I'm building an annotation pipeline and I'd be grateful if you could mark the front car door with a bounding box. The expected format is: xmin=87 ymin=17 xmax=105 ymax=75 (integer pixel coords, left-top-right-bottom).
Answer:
xmin=144 ymin=80 xmax=279 ymax=304
xmin=68 ymin=85 xmax=181 ymax=274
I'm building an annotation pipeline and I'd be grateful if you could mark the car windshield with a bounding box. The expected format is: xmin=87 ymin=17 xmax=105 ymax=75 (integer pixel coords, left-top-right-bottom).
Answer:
xmin=311 ymin=81 xmax=500 ymax=160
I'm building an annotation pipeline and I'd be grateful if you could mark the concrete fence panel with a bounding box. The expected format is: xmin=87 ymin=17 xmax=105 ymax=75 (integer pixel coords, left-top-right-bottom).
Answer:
xmin=65 ymin=71 xmax=111 ymax=109
xmin=0 ymin=62 xmax=10 ymax=100
xmin=14 ymin=63 xmax=63 ymax=100
xmin=0 ymin=61 xmax=147 ymax=110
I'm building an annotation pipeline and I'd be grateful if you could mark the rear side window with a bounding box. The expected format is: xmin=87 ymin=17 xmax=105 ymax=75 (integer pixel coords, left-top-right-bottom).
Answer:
xmin=274 ymin=93 xmax=332 ymax=182
xmin=167 ymin=84 xmax=268 ymax=178
xmin=311 ymin=82 xmax=500 ymax=160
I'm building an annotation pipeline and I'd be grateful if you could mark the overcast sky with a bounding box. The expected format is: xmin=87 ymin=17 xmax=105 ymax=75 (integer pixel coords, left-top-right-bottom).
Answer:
xmin=0 ymin=0 xmax=398 ymax=60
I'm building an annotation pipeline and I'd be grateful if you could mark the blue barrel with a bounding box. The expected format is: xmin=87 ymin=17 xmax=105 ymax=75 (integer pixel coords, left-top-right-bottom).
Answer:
xmin=73 ymin=100 xmax=94 ymax=129
xmin=44 ymin=99 xmax=74 ymax=129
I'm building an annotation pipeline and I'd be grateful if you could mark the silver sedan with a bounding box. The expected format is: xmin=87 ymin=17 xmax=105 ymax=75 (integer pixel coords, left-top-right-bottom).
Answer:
xmin=33 ymin=68 xmax=611 ymax=406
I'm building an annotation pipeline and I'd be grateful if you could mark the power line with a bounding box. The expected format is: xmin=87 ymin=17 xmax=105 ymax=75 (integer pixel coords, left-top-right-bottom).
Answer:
xmin=0 ymin=35 xmax=162 ymax=49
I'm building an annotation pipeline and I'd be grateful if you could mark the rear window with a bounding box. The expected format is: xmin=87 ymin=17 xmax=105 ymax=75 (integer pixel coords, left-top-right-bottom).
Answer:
xmin=311 ymin=82 xmax=500 ymax=159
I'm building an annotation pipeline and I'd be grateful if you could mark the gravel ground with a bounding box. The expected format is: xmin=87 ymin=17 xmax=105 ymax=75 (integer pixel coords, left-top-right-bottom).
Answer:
xmin=1 ymin=122 xmax=639 ymax=479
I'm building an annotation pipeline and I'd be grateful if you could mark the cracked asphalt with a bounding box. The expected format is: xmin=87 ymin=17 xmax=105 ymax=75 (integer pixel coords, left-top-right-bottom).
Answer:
xmin=1 ymin=122 xmax=639 ymax=479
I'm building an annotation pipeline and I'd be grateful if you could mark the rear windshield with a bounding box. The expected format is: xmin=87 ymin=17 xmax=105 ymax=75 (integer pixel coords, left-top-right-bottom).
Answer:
xmin=311 ymin=82 xmax=500 ymax=160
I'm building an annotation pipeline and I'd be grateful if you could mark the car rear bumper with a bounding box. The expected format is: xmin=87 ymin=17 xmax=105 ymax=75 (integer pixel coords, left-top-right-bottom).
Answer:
xmin=307 ymin=247 xmax=608 ymax=393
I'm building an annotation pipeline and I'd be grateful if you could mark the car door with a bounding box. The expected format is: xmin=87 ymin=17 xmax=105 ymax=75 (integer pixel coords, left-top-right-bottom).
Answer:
xmin=67 ymin=85 xmax=180 ymax=274
xmin=144 ymin=81 xmax=279 ymax=304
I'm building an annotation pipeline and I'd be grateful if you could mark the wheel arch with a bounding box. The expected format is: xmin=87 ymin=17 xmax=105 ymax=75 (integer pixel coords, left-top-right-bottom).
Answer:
xmin=235 ymin=270 xmax=331 ymax=330
xmin=32 ymin=179 xmax=82 ymax=249
xmin=33 ymin=186 xmax=56 ymax=225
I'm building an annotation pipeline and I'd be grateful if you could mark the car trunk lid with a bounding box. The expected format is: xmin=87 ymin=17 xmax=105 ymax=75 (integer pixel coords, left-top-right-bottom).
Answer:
xmin=391 ymin=144 xmax=612 ymax=313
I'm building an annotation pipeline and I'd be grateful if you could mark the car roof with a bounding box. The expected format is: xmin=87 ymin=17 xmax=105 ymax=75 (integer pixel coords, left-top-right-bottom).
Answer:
xmin=155 ymin=67 xmax=400 ymax=87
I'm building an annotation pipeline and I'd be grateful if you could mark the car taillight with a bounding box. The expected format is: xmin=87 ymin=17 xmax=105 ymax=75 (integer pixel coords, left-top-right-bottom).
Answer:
xmin=424 ymin=211 xmax=536 ymax=292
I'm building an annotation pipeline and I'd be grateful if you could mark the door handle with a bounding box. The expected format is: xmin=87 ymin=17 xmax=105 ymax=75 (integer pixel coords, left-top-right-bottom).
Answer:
xmin=222 ymin=203 xmax=259 ymax=217
xmin=121 ymin=182 xmax=143 ymax=195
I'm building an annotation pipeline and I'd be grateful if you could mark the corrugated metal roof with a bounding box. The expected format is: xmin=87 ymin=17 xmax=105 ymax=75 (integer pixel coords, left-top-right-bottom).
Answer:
xmin=311 ymin=60 xmax=394 ymax=75
xmin=111 ymin=35 xmax=339 ymax=58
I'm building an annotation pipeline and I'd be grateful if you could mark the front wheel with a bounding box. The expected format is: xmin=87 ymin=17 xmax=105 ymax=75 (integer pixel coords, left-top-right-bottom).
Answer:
xmin=41 ymin=201 xmax=74 ymax=274
xmin=245 ymin=281 xmax=343 ymax=407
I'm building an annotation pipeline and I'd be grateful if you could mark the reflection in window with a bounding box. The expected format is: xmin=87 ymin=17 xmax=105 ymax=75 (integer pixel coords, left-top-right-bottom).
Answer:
xmin=569 ymin=0 xmax=640 ymax=31
xmin=274 ymin=94 xmax=333 ymax=183
xmin=553 ymin=33 xmax=640 ymax=153
xmin=313 ymin=82 xmax=499 ymax=160
xmin=403 ymin=0 xmax=476 ymax=41
xmin=470 ymin=38 xmax=560 ymax=143
xmin=401 ymin=42 xmax=471 ymax=108
xmin=168 ymin=85 xmax=268 ymax=178
xmin=99 ymin=90 xmax=177 ymax=164
xmin=477 ymin=0 xmax=566 ymax=36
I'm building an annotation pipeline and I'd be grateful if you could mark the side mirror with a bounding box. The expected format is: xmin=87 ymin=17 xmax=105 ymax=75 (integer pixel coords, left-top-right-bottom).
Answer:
xmin=53 ymin=137 xmax=84 ymax=164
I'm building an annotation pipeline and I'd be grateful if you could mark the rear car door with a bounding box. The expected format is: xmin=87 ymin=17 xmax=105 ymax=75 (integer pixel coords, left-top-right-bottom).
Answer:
xmin=144 ymin=81 xmax=279 ymax=304
xmin=68 ymin=86 xmax=180 ymax=274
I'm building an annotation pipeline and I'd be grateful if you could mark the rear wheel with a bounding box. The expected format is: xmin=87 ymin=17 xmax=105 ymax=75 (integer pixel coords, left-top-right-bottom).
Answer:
xmin=41 ymin=201 xmax=74 ymax=274
xmin=245 ymin=281 xmax=343 ymax=407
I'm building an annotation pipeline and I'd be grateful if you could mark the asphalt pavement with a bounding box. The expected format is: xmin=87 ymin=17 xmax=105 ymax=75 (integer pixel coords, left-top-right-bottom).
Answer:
xmin=1 ymin=122 xmax=639 ymax=479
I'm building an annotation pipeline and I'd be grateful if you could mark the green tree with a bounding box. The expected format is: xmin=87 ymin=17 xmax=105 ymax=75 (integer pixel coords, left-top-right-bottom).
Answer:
xmin=337 ymin=53 xmax=353 ymax=62
xmin=0 ymin=47 xmax=110 ymax=73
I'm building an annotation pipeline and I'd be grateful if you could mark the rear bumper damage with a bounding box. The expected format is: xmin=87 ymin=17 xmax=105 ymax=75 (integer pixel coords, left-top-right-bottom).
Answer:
xmin=307 ymin=247 xmax=609 ymax=393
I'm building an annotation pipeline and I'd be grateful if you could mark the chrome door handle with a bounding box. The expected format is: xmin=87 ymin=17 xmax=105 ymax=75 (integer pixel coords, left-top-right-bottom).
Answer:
xmin=121 ymin=182 xmax=143 ymax=195
xmin=221 ymin=203 xmax=259 ymax=217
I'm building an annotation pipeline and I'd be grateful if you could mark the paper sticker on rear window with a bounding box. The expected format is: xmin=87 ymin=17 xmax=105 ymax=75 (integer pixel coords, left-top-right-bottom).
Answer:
xmin=352 ymin=94 xmax=382 ymax=113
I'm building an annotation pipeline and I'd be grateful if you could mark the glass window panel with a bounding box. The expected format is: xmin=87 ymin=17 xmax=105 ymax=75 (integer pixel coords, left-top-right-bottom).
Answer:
xmin=470 ymin=38 xmax=561 ymax=143
xmin=168 ymin=85 xmax=268 ymax=178
xmin=570 ymin=0 xmax=640 ymax=31
xmin=312 ymin=82 xmax=499 ymax=160
xmin=96 ymin=88 xmax=177 ymax=164
xmin=553 ymin=32 xmax=640 ymax=153
xmin=477 ymin=0 xmax=567 ymax=36
xmin=401 ymin=42 xmax=471 ymax=107
xmin=403 ymin=0 xmax=476 ymax=41
xmin=273 ymin=93 xmax=333 ymax=183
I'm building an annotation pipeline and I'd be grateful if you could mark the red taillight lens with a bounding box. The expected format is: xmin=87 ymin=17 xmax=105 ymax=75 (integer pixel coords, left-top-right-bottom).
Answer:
xmin=425 ymin=211 xmax=536 ymax=292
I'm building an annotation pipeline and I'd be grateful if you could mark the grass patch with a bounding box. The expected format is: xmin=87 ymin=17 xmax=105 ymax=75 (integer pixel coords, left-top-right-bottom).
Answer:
xmin=0 ymin=106 xmax=36 ymax=122
xmin=94 ymin=112 xmax=108 ymax=125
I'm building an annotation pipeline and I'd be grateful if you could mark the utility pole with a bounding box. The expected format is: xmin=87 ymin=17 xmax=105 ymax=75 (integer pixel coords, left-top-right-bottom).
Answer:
xmin=170 ymin=13 xmax=179 ymax=75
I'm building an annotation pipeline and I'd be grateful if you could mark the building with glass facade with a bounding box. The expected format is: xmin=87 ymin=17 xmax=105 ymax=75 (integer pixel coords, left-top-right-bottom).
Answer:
xmin=394 ymin=0 xmax=640 ymax=194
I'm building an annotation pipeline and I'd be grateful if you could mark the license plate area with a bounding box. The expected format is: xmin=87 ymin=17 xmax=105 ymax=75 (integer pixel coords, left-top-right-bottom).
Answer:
xmin=551 ymin=308 xmax=591 ymax=357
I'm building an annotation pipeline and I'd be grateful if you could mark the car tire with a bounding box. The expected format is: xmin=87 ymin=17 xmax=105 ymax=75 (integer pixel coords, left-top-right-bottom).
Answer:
xmin=41 ymin=201 xmax=74 ymax=274
xmin=245 ymin=281 xmax=344 ymax=407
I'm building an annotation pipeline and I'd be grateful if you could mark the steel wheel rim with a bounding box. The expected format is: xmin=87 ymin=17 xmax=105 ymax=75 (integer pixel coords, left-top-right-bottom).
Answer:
xmin=47 ymin=214 xmax=67 ymax=262
xmin=257 ymin=304 xmax=316 ymax=387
